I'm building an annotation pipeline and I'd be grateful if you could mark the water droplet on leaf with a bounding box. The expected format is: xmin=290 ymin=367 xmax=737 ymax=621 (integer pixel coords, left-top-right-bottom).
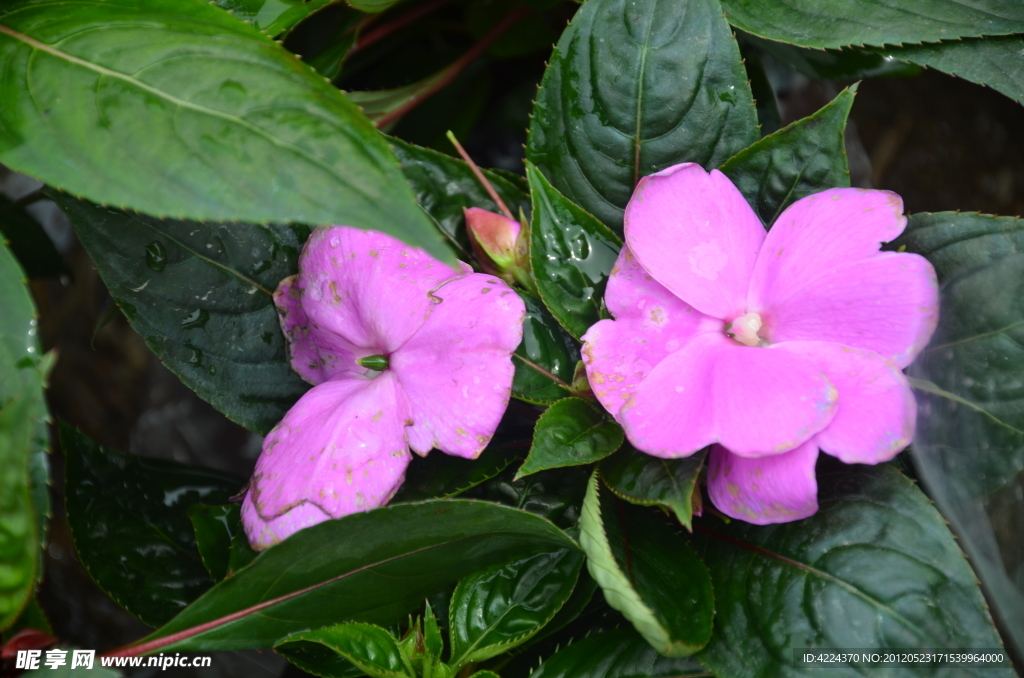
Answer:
xmin=145 ymin=241 xmax=167 ymax=271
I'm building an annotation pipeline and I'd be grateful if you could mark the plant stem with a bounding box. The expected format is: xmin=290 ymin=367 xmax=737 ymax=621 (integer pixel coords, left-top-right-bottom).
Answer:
xmin=445 ymin=130 xmax=514 ymax=220
xmin=349 ymin=0 xmax=454 ymax=55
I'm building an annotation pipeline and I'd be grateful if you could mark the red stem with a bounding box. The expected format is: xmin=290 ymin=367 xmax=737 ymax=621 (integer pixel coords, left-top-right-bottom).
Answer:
xmin=376 ymin=7 xmax=532 ymax=128
xmin=446 ymin=131 xmax=514 ymax=220
xmin=350 ymin=0 xmax=455 ymax=55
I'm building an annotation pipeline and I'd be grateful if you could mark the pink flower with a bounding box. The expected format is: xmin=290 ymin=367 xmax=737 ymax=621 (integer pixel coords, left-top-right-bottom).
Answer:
xmin=242 ymin=226 xmax=525 ymax=549
xmin=582 ymin=163 xmax=939 ymax=524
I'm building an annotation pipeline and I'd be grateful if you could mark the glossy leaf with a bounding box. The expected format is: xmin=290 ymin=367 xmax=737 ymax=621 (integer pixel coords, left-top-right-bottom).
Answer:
xmin=519 ymin=568 xmax=598 ymax=651
xmin=579 ymin=472 xmax=714 ymax=657
xmin=276 ymin=641 xmax=364 ymax=678
xmin=599 ymin=445 xmax=706 ymax=530
xmin=719 ymin=0 xmax=1024 ymax=49
xmin=527 ymin=0 xmax=758 ymax=231
xmin=511 ymin=292 xmax=577 ymax=406
xmin=526 ymin=164 xmax=621 ymax=339
xmin=347 ymin=0 xmax=401 ymax=13
xmin=423 ymin=600 xmax=443 ymax=663
xmin=128 ymin=501 xmax=577 ymax=652
xmin=720 ymin=86 xmax=855 ymax=227
xmin=462 ymin=465 xmax=591 ymax=531
xmin=530 ymin=627 xmax=711 ymax=678
xmin=390 ymin=138 xmax=531 ymax=259
xmin=878 ymin=36 xmax=1024 ymax=106
xmin=744 ymin=33 xmax=921 ymax=81
xmin=0 ymin=239 xmax=45 ymax=633
xmin=0 ymin=195 xmax=68 ymax=279
xmin=61 ymin=423 xmax=243 ymax=628
xmin=0 ymin=0 xmax=450 ymax=263
xmin=212 ymin=0 xmax=334 ymax=36
xmin=894 ymin=211 xmax=1024 ymax=654
xmin=448 ymin=549 xmax=584 ymax=666
xmin=517 ymin=398 xmax=623 ymax=479
xmin=188 ymin=504 xmax=257 ymax=582
xmin=392 ymin=441 xmax=528 ymax=503
xmin=694 ymin=462 xmax=1011 ymax=676
xmin=278 ymin=624 xmax=414 ymax=678
xmin=53 ymin=193 xmax=310 ymax=435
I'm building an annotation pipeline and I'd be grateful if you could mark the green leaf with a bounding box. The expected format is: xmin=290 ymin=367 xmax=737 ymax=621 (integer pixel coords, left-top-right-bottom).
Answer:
xmin=0 ymin=0 xmax=451 ymax=264
xmin=423 ymin=600 xmax=443 ymax=663
xmin=526 ymin=0 xmax=759 ymax=232
xmin=512 ymin=291 xmax=577 ymax=405
xmin=719 ymin=0 xmax=1024 ymax=50
xmin=719 ymin=86 xmax=855 ymax=227
xmin=694 ymin=463 xmax=1011 ymax=676
xmin=133 ymin=501 xmax=578 ymax=652
xmin=579 ymin=472 xmax=714 ymax=657
xmin=60 ymin=423 xmax=243 ymax=628
xmin=517 ymin=398 xmax=623 ymax=479
xmin=212 ymin=0 xmax=335 ymax=36
xmin=517 ymin=568 xmax=598 ymax=651
xmin=0 ymin=195 xmax=69 ymax=279
xmin=0 ymin=238 xmax=45 ymax=633
xmin=526 ymin=163 xmax=621 ymax=339
xmin=188 ymin=504 xmax=257 ymax=582
xmin=743 ymin=33 xmax=921 ymax=81
xmin=278 ymin=624 xmax=414 ymax=678
xmin=21 ymin=658 xmax=121 ymax=678
xmin=276 ymin=641 xmax=365 ymax=678
xmin=390 ymin=138 xmax=531 ymax=259
xmin=462 ymin=465 xmax=591 ymax=531
xmin=392 ymin=441 xmax=528 ymax=503
xmin=52 ymin=193 xmax=309 ymax=435
xmin=877 ymin=36 xmax=1024 ymax=106
xmin=347 ymin=0 xmax=401 ymax=13
xmin=448 ymin=549 xmax=584 ymax=666
xmin=599 ymin=445 xmax=706 ymax=530
xmin=740 ymin=45 xmax=781 ymax=137
xmin=531 ymin=627 xmax=711 ymax=678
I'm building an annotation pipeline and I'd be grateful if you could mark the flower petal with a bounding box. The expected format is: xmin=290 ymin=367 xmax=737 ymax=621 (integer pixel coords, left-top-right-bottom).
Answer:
xmin=622 ymin=334 xmax=837 ymax=458
xmin=392 ymin=274 xmax=524 ymax=459
xmin=748 ymin=188 xmax=908 ymax=311
xmin=624 ymin=164 xmax=765 ymax=320
xmin=296 ymin=226 xmax=463 ymax=361
xmin=582 ymin=247 xmax=720 ymax=419
xmin=707 ymin=442 xmax=819 ymax=525
xmin=241 ymin=373 xmax=411 ymax=550
xmin=759 ymin=252 xmax=939 ymax=367
xmin=775 ymin=341 xmax=916 ymax=464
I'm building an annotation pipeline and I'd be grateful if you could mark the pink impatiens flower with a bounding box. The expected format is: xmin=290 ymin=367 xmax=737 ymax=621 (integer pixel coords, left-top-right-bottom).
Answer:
xmin=582 ymin=163 xmax=939 ymax=524
xmin=242 ymin=226 xmax=525 ymax=549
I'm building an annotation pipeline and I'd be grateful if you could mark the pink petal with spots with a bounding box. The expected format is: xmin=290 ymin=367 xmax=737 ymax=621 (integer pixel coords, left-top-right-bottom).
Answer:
xmin=274 ymin=274 xmax=365 ymax=384
xmin=583 ymin=246 xmax=720 ymax=419
xmin=748 ymin=188 xmax=908 ymax=311
xmin=707 ymin=441 xmax=819 ymax=525
xmin=297 ymin=226 xmax=463 ymax=357
xmin=624 ymin=164 xmax=765 ymax=320
xmin=392 ymin=274 xmax=525 ymax=458
xmin=759 ymin=252 xmax=939 ymax=368
xmin=775 ymin=341 xmax=916 ymax=464
xmin=622 ymin=334 xmax=837 ymax=458
xmin=241 ymin=374 xmax=411 ymax=550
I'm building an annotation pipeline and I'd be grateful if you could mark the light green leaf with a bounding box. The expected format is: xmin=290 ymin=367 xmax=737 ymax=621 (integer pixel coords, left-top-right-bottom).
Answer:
xmin=278 ymin=624 xmax=414 ymax=678
xmin=0 ymin=0 xmax=451 ymax=263
xmin=517 ymin=398 xmax=623 ymax=479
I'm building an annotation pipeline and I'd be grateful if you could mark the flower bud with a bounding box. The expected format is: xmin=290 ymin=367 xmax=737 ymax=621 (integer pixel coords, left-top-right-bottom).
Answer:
xmin=464 ymin=207 xmax=522 ymax=276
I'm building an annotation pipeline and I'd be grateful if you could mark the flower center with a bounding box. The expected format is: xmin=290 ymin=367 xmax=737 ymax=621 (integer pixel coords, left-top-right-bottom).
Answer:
xmin=726 ymin=312 xmax=763 ymax=347
xmin=358 ymin=354 xmax=390 ymax=371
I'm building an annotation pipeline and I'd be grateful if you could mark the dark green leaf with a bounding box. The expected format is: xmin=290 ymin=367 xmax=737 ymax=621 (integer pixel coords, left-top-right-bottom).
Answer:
xmin=188 ymin=504 xmax=257 ymax=582
xmin=599 ymin=445 xmax=706 ymax=530
xmin=423 ymin=600 xmax=443 ymax=663
xmin=0 ymin=0 xmax=451 ymax=263
xmin=531 ymin=627 xmax=711 ymax=678
xmin=53 ymin=193 xmax=309 ymax=435
xmin=527 ymin=0 xmax=759 ymax=231
xmin=719 ymin=0 xmax=1024 ymax=49
xmin=740 ymin=46 xmax=781 ymax=137
xmin=136 ymin=501 xmax=577 ymax=652
xmin=2 ymin=596 xmax=52 ymax=639
xmin=276 ymin=641 xmax=365 ymax=678
xmin=511 ymin=292 xmax=577 ymax=405
xmin=516 ymin=568 xmax=597 ymax=652
xmin=61 ymin=423 xmax=243 ymax=628
xmin=462 ymin=465 xmax=591 ymax=531
xmin=391 ymin=441 xmax=527 ymax=504
xmin=347 ymin=0 xmax=401 ymax=13
xmin=212 ymin=0 xmax=334 ymax=36
xmin=0 ymin=195 xmax=68 ymax=279
xmin=391 ymin=138 xmax=531 ymax=259
xmin=579 ymin=472 xmax=714 ymax=657
xmin=449 ymin=549 xmax=584 ymax=666
xmin=278 ymin=624 xmax=414 ymax=678
xmin=744 ymin=33 xmax=921 ymax=81
xmin=526 ymin=164 xmax=621 ymax=339
xmin=878 ymin=36 xmax=1024 ymax=106
xmin=517 ymin=398 xmax=623 ymax=479
xmin=0 ymin=238 xmax=45 ymax=632
xmin=695 ymin=463 xmax=1012 ymax=676
xmin=720 ymin=86 xmax=855 ymax=227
